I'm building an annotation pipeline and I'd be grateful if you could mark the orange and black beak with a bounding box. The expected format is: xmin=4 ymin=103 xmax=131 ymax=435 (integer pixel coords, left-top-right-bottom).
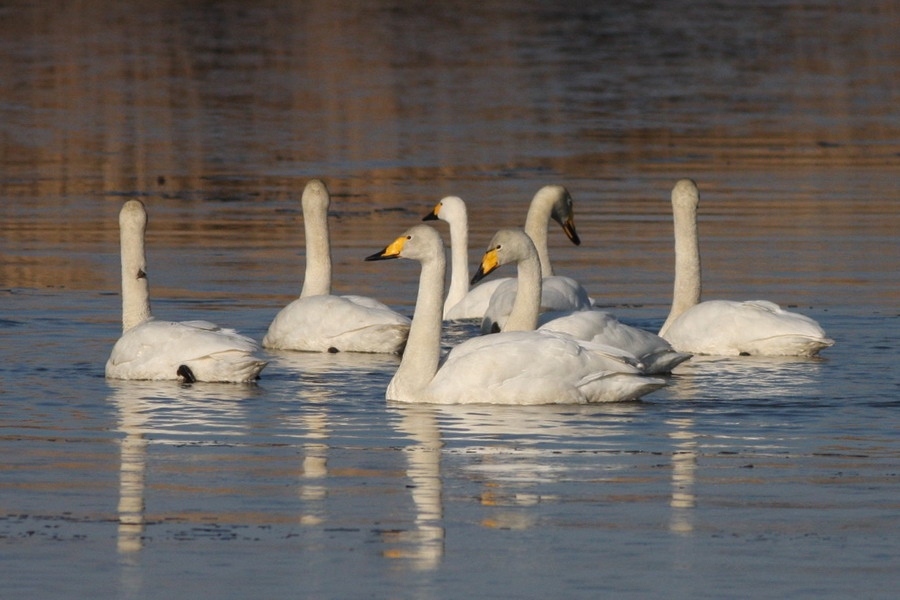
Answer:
xmin=365 ymin=235 xmax=408 ymax=262
xmin=471 ymin=246 xmax=501 ymax=285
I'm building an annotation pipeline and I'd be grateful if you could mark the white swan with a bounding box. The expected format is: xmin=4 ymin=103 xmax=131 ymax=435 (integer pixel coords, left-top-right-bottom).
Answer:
xmin=473 ymin=229 xmax=691 ymax=374
xmin=263 ymin=179 xmax=410 ymax=353
xmin=365 ymin=224 xmax=665 ymax=404
xmin=659 ymin=179 xmax=834 ymax=357
xmin=422 ymin=196 xmax=506 ymax=320
xmin=479 ymin=185 xmax=593 ymax=331
xmin=424 ymin=186 xmax=592 ymax=323
xmin=106 ymin=200 xmax=267 ymax=383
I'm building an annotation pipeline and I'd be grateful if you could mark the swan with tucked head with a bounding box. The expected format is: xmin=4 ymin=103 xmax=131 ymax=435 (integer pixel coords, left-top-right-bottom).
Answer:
xmin=424 ymin=186 xmax=592 ymax=323
xmin=106 ymin=200 xmax=267 ymax=383
xmin=365 ymin=225 xmax=664 ymax=404
xmin=659 ymin=179 xmax=833 ymax=357
xmin=473 ymin=229 xmax=691 ymax=374
xmin=263 ymin=179 xmax=410 ymax=354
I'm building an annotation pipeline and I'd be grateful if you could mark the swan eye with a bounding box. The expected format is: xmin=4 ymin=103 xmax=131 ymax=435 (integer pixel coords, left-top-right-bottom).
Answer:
xmin=406 ymin=235 xmax=412 ymax=240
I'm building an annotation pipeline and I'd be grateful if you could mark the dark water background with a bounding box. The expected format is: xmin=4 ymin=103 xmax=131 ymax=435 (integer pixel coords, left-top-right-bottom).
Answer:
xmin=1 ymin=1 xmax=898 ymax=598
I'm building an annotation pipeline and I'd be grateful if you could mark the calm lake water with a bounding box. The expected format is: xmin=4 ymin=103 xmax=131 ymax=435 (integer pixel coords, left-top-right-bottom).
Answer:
xmin=1 ymin=1 xmax=899 ymax=598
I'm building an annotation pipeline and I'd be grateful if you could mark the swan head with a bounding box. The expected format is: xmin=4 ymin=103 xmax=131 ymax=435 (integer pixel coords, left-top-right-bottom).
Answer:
xmin=366 ymin=224 xmax=444 ymax=263
xmin=530 ymin=185 xmax=581 ymax=246
xmin=672 ymin=179 xmax=699 ymax=210
xmin=548 ymin=186 xmax=581 ymax=246
xmin=301 ymin=179 xmax=330 ymax=212
xmin=471 ymin=228 xmax=536 ymax=284
xmin=423 ymin=195 xmax=466 ymax=224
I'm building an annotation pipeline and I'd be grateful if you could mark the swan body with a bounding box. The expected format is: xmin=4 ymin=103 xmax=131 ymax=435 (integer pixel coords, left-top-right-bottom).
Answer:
xmin=263 ymin=180 xmax=410 ymax=353
xmin=106 ymin=200 xmax=267 ymax=383
xmin=659 ymin=179 xmax=834 ymax=357
xmin=365 ymin=225 xmax=664 ymax=404
xmin=423 ymin=187 xmax=591 ymax=321
xmin=474 ymin=229 xmax=691 ymax=374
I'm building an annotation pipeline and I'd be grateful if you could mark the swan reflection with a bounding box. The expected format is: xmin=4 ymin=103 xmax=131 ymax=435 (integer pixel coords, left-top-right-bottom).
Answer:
xmin=384 ymin=404 xmax=445 ymax=570
xmin=670 ymin=354 xmax=828 ymax=401
xmin=110 ymin=379 xmax=257 ymax=559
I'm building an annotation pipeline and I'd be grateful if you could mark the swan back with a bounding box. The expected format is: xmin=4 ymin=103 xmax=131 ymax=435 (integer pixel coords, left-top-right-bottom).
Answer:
xmin=300 ymin=179 xmax=332 ymax=298
xmin=119 ymin=200 xmax=152 ymax=332
xmin=109 ymin=200 xmax=267 ymax=382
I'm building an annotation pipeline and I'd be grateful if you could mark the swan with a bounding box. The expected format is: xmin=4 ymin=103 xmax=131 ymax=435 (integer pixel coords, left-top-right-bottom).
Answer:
xmin=106 ymin=200 xmax=267 ymax=383
xmin=422 ymin=196 xmax=506 ymax=320
xmin=365 ymin=224 xmax=665 ymax=404
xmin=472 ymin=229 xmax=691 ymax=374
xmin=658 ymin=179 xmax=834 ymax=357
xmin=424 ymin=186 xmax=592 ymax=322
xmin=263 ymin=180 xmax=411 ymax=353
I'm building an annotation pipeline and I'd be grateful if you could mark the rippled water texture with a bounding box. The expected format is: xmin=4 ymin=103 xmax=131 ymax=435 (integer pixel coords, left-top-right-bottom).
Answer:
xmin=1 ymin=2 xmax=898 ymax=599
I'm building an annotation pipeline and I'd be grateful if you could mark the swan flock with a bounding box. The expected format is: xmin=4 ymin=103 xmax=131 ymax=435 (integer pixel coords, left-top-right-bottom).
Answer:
xmin=105 ymin=179 xmax=832 ymax=402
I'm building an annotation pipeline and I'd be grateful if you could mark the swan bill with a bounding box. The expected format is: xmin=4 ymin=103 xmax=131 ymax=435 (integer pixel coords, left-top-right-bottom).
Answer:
xmin=471 ymin=248 xmax=500 ymax=285
xmin=365 ymin=235 xmax=408 ymax=261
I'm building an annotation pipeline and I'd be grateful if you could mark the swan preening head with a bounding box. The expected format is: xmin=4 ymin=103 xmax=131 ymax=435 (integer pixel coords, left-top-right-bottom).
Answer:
xmin=542 ymin=185 xmax=581 ymax=246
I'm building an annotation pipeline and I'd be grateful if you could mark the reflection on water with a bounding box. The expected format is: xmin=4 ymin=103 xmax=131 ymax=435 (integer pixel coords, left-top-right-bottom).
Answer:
xmin=668 ymin=417 xmax=697 ymax=535
xmin=384 ymin=405 xmax=444 ymax=570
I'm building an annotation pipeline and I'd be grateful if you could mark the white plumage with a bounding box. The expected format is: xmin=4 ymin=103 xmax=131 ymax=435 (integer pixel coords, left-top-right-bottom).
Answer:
xmin=263 ymin=180 xmax=410 ymax=353
xmin=365 ymin=225 xmax=664 ymax=404
xmin=659 ymin=179 xmax=834 ymax=357
xmin=106 ymin=200 xmax=267 ymax=383
xmin=474 ymin=229 xmax=691 ymax=374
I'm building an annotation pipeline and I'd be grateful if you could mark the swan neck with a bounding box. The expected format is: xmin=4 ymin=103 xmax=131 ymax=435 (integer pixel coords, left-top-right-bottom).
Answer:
xmin=390 ymin=250 xmax=445 ymax=400
xmin=300 ymin=195 xmax=332 ymax=298
xmin=444 ymin=210 xmax=470 ymax=315
xmin=661 ymin=193 xmax=701 ymax=335
xmin=502 ymin=252 xmax=542 ymax=332
xmin=524 ymin=201 xmax=553 ymax=277
xmin=120 ymin=216 xmax=152 ymax=332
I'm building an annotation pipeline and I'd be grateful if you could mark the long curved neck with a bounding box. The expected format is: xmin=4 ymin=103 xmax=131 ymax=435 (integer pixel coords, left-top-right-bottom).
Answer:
xmin=502 ymin=250 xmax=542 ymax=332
xmin=444 ymin=207 xmax=470 ymax=316
xmin=660 ymin=189 xmax=701 ymax=336
xmin=120 ymin=213 xmax=152 ymax=332
xmin=389 ymin=251 xmax=446 ymax=401
xmin=300 ymin=196 xmax=332 ymax=298
xmin=524 ymin=200 xmax=553 ymax=277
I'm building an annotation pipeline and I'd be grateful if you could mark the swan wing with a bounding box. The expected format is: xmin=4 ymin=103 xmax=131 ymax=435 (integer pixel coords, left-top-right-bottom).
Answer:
xmin=538 ymin=310 xmax=692 ymax=374
xmin=106 ymin=319 xmax=266 ymax=382
xmin=263 ymin=294 xmax=410 ymax=353
xmin=419 ymin=331 xmax=664 ymax=404
xmin=662 ymin=299 xmax=834 ymax=357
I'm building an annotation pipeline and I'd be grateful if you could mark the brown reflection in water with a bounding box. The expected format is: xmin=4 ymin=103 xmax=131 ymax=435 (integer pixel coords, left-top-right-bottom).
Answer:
xmin=1 ymin=2 xmax=897 ymax=309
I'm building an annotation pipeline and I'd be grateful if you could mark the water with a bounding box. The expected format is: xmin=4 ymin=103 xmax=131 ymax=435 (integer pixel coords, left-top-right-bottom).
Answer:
xmin=1 ymin=1 xmax=899 ymax=598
